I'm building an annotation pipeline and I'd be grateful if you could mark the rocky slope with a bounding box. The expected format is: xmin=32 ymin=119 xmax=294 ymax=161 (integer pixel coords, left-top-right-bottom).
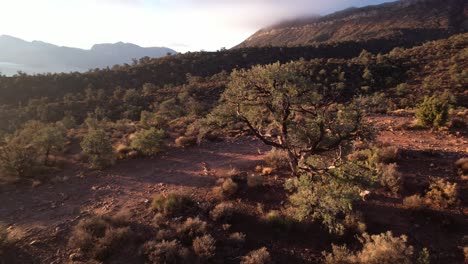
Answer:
xmin=237 ymin=0 xmax=467 ymax=48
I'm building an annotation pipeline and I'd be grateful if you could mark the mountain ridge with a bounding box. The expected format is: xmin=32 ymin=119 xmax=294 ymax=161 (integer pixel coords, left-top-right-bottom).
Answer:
xmin=0 ymin=35 xmax=176 ymax=75
xmin=236 ymin=0 xmax=467 ymax=48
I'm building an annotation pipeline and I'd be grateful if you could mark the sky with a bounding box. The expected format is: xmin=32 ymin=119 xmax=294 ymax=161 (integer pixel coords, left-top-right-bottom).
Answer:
xmin=0 ymin=0 xmax=396 ymax=52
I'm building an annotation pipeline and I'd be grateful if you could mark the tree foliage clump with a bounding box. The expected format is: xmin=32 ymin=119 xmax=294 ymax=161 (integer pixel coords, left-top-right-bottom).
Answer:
xmin=81 ymin=129 xmax=114 ymax=169
xmin=214 ymin=61 xmax=363 ymax=173
xmin=130 ymin=128 xmax=165 ymax=156
xmin=285 ymin=160 xmax=376 ymax=234
xmin=416 ymin=95 xmax=449 ymax=128
xmin=0 ymin=121 xmax=66 ymax=179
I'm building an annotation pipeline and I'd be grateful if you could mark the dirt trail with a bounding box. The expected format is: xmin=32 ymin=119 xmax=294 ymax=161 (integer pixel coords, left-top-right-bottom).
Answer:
xmin=0 ymin=137 xmax=268 ymax=263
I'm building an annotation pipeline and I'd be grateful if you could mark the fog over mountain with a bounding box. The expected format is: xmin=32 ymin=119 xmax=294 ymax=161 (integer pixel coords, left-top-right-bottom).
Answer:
xmin=0 ymin=35 xmax=176 ymax=76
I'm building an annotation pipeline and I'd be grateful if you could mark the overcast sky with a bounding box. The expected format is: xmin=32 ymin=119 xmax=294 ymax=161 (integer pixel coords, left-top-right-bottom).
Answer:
xmin=0 ymin=0 xmax=396 ymax=52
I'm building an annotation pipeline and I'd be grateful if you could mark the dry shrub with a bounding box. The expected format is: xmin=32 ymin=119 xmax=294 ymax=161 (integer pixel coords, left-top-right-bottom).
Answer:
xmin=175 ymin=136 xmax=197 ymax=148
xmin=464 ymin=247 xmax=468 ymax=263
xmin=241 ymin=247 xmax=271 ymax=264
xmin=142 ymin=240 xmax=190 ymax=264
xmin=192 ymin=234 xmax=216 ymax=259
xmin=356 ymin=232 xmax=413 ymax=264
xmin=455 ymin=158 xmax=468 ymax=176
xmin=176 ymin=217 xmax=207 ymax=242
xmin=376 ymin=146 xmax=400 ymax=164
xmin=264 ymin=148 xmax=290 ymax=170
xmin=227 ymin=167 xmax=241 ymax=177
xmin=0 ymin=224 xmax=9 ymax=253
xmin=151 ymin=193 xmax=195 ymax=216
xmin=228 ymin=232 xmax=246 ymax=246
xmin=379 ymin=163 xmax=403 ymax=194
xmin=450 ymin=118 xmax=466 ymax=129
xmin=343 ymin=213 xmax=367 ymax=234
xmin=210 ymin=202 xmax=237 ymax=222
xmin=247 ymin=174 xmax=264 ymax=188
xmin=115 ymin=143 xmax=131 ymax=159
xmin=212 ymin=178 xmax=238 ymax=199
xmin=68 ymin=215 xmax=134 ymax=261
xmin=261 ymin=167 xmax=273 ymax=175
xmin=403 ymin=195 xmax=426 ymax=210
xmin=425 ymin=178 xmax=459 ymax=209
xmin=324 ymin=231 xmax=414 ymax=264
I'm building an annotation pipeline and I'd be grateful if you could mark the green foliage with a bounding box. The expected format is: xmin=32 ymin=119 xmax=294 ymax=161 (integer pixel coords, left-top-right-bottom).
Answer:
xmin=0 ymin=121 xmax=67 ymax=178
xmin=285 ymin=172 xmax=360 ymax=235
xmin=0 ymin=143 xmax=37 ymax=179
xmin=216 ymin=61 xmax=363 ymax=173
xmin=416 ymin=96 xmax=449 ymax=128
xmin=130 ymin=128 xmax=165 ymax=156
xmin=33 ymin=124 xmax=67 ymax=164
xmin=151 ymin=193 xmax=195 ymax=216
xmin=417 ymin=248 xmax=431 ymax=264
xmin=324 ymin=231 xmax=414 ymax=264
xmin=80 ymin=129 xmax=114 ymax=169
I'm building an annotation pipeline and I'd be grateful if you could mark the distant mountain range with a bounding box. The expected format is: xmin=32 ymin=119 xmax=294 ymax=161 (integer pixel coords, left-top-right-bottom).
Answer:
xmin=0 ymin=35 xmax=177 ymax=76
xmin=237 ymin=0 xmax=467 ymax=48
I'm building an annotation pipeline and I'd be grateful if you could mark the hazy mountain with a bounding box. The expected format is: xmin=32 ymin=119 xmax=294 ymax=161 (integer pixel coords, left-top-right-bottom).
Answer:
xmin=237 ymin=0 xmax=467 ymax=48
xmin=0 ymin=35 xmax=176 ymax=76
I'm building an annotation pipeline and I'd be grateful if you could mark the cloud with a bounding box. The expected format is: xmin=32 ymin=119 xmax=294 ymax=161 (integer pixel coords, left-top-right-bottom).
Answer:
xmin=0 ymin=0 xmax=397 ymax=53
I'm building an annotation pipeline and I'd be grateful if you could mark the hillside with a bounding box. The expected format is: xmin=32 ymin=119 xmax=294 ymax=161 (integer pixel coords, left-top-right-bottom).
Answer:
xmin=237 ymin=0 xmax=467 ymax=48
xmin=0 ymin=35 xmax=176 ymax=75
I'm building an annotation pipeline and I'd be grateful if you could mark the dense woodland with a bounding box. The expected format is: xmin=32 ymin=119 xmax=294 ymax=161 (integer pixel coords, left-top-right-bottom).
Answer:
xmin=0 ymin=26 xmax=467 ymax=264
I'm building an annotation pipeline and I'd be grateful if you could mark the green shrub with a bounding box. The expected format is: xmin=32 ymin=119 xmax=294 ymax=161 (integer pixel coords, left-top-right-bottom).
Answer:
xmin=285 ymin=173 xmax=360 ymax=234
xmin=130 ymin=128 xmax=165 ymax=156
xmin=0 ymin=143 xmax=38 ymax=179
xmin=151 ymin=193 xmax=194 ymax=216
xmin=192 ymin=234 xmax=216 ymax=259
xmin=241 ymin=247 xmax=271 ymax=264
xmin=81 ymin=129 xmax=114 ymax=169
xmin=324 ymin=231 xmax=414 ymax=264
xmin=416 ymin=96 xmax=449 ymax=128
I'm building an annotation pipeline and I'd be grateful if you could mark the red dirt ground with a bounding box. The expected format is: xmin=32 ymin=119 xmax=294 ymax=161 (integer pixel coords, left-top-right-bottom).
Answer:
xmin=0 ymin=114 xmax=466 ymax=263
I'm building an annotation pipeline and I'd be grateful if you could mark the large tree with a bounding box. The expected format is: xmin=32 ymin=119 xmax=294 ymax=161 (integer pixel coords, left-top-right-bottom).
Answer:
xmin=217 ymin=61 xmax=362 ymax=173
